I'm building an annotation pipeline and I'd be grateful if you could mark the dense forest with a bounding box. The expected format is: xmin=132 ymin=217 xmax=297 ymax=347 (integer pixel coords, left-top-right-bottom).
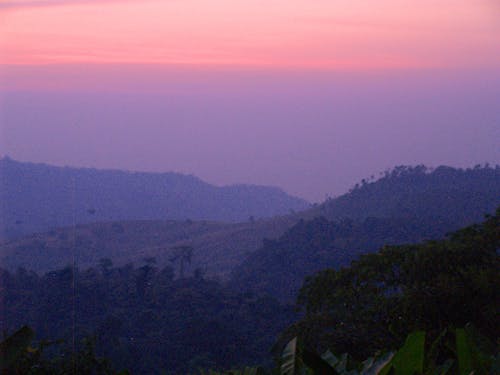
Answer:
xmin=307 ymin=165 xmax=500 ymax=224
xmin=230 ymin=215 xmax=462 ymax=302
xmin=232 ymin=165 xmax=500 ymax=302
xmin=1 ymin=209 xmax=498 ymax=373
xmin=1 ymin=164 xmax=499 ymax=373
xmin=0 ymin=261 xmax=294 ymax=373
xmin=284 ymin=208 xmax=499 ymax=360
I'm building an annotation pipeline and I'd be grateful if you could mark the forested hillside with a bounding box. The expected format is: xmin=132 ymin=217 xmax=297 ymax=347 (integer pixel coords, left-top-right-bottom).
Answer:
xmin=1 ymin=164 xmax=498 ymax=279
xmin=230 ymin=215 xmax=462 ymax=302
xmin=229 ymin=165 xmax=500 ymax=301
xmin=282 ymin=208 xmax=499 ymax=362
xmin=0 ymin=157 xmax=308 ymax=239
xmin=0 ymin=263 xmax=294 ymax=373
xmin=308 ymin=165 xmax=500 ymax=226
xmin=1 ymin=209 xmax=497 ymax=374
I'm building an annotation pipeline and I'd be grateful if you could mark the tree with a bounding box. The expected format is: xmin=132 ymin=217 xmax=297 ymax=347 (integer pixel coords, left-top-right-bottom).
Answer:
xmin=283 ymin=208 xmax=500 ymax=359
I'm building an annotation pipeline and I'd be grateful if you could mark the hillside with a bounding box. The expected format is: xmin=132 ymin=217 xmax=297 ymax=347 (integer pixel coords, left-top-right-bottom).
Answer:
xmin=284 ymin=209 xmax=500 ymax=360
xmin=231 ymin=165 xmax=500 ymax=301
xmin=0 ymin=263 xmax=295 ymax=373
xmin=1 ymin=164 xmax=498 ymax=278
xmin=1 ymin=206 xmax=497 ymax=374
xmin=307 ymin=164 xmax=500 ymax=226
xmin=0 ymin=157 xmax=308 ymax=239
xmin=0 ymin=216 xmax=296 ymax=276
xmin=230 ymin=215 xmax=469 ymax=302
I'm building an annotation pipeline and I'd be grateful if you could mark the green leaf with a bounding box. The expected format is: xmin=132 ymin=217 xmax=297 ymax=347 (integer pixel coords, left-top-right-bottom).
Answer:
xmin=321 ymin=350 xmax=339 ymax=368
xmin=240 ymin=368 xmax=253 ymax=375
xmin=380 ymin=331 xmax=425 ymax=375
xmin=464 ymin=324 xmax=496 ymax=372
xmin=426 ymin=328 xmax=447 ymax=371
xmin=281 ymin=337 xmax=298 ymax=375
xmin=361 ymin=351 xmax=395 ymax=375
xmin=240 ymin=367 xmax=262 ymax=375
xmin=336 ymin=353 xmax=349 ymax=373
xmin=0 ymin=325 xmax=35 ymax=370
xmin=456 ymin=329 xmax=473 ymax=375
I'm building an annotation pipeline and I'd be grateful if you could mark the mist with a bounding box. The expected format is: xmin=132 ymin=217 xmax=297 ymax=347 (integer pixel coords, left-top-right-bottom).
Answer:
xmin=1 ymin=65 xmax=499 ymax=201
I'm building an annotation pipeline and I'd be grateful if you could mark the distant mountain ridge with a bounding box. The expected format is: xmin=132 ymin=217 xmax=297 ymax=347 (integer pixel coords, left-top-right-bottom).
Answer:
xmin=0 ymin=157 xmax=309 ymax=239
xmin=1 ymin=163 xmax=498 ymax=277
xmin=307 ymin=164 xmax=500 ymax=225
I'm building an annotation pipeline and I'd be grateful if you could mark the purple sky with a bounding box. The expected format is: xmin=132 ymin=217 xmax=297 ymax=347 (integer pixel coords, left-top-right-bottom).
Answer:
xmin=1 ymin=66 xmax=499 ymax=201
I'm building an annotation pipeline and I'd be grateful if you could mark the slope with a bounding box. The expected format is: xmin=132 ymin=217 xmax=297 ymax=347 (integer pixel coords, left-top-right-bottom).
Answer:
xmin=307 ymin=164 xmax=499 ymax=226
xmin=231 ymin=165 xmax=500 ymax=301
xmin=2 ymin=164 xmax=498 ymax=279
xmin=0 ymin=157 xmax=308 ymax=239
xmin=0 ymin=216 xmax=296 ymax=277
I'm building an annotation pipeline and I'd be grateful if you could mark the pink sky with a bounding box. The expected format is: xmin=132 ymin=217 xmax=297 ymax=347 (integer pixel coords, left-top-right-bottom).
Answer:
xmin=0 ymin=1 xmax=499 ymax=201
xmin=1 ymin=0 xmax=499 ymax=70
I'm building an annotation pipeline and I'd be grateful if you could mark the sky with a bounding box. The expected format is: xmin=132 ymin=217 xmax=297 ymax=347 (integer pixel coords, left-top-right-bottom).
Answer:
xmin=0 ymin=0 xmax=499 ymax=201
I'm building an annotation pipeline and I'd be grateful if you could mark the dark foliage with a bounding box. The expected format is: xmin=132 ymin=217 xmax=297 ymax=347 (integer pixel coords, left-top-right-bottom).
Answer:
xmin=0 ymin=327 xmax=118 ymax=375
xmin=231 ymin=164 xmax=499 ymax=302
xmin=230 ymin=215 xmax=468 ymax=303
xmin=0 ymin=263 xmax=295 ymax=373
xmin=281 ymin=208 xmax=499 ymax=360
xmin=311 ymin=164 xmax=500 ymax=226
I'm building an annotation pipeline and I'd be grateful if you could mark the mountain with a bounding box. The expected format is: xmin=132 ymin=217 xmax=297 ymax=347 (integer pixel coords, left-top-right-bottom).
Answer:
xmin=307 ymin=164 xmax=500 ymax=225
xmin=231 ymin=165 xmax=500 ymax=301
xmin=1 ymin=164 xmax=498 ymax=278
xmin=0 ymin=157 xmax=309 ymax=239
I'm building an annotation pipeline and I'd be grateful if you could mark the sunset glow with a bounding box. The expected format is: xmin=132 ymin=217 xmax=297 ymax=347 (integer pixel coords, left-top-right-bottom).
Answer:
xmin=1 ymin=0 xmax=499 ymax=201
xmin=1 ymin=0 xmax=499 ymax=69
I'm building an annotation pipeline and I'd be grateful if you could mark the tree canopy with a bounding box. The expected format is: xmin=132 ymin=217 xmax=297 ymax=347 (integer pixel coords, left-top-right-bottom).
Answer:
xmin=282 ymin=208 xmax=499 ymax=359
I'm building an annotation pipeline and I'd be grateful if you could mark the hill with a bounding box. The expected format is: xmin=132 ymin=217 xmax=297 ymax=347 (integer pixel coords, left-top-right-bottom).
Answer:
xmin=283 ymin=209 xmax=499 ymax=360
xmin=0 ymin=217 xmax=296 ymax=277
xmin=231 ymin=165 xmax=500 ymax=301
xmin=1 ymin=208 xmax=497 ymax=374
xmin=0 ymin=157 xmax=308 ymax=239
xmin=1 ymin=164 xmax=498 ymax=278
xmin=229 ymin=215 xmax=464 ymax=302
xmin=307 ymin=164 xmax=500 ymax=225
